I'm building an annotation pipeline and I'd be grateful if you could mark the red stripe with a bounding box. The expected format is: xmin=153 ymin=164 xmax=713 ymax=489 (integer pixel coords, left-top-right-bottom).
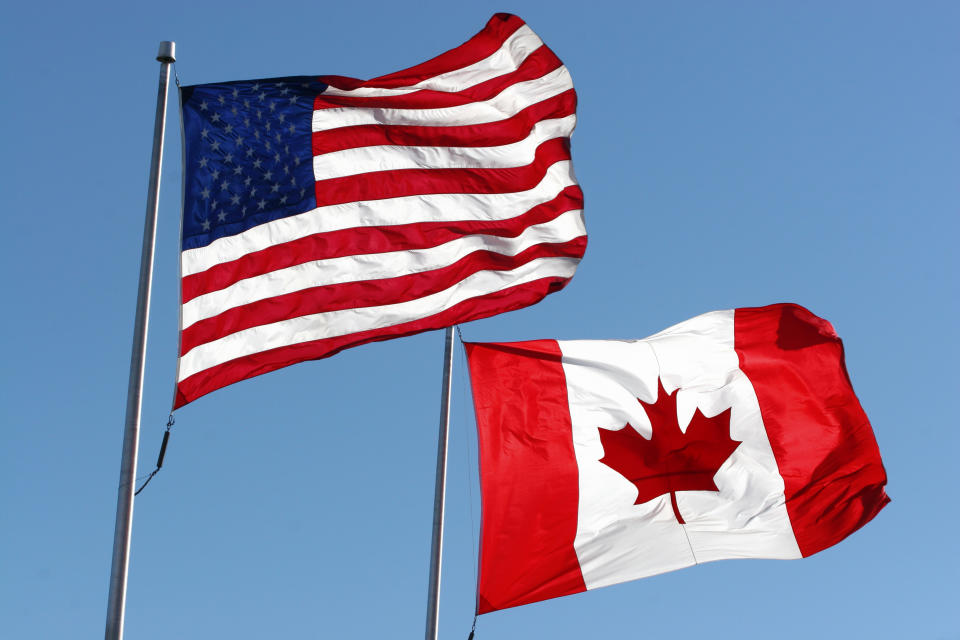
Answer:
xmin=183 ymin=185 xmax=583 ymax=301
xmin=466 ymin=339 xmax=586 ymax=614
xmin=324 ymin=14 xmax=527 ymax=91
xmin=314 ymin=138 xmax=571 ymax=208
xmin=734 ymin=303 xmax=889 ymax=557
xmin=312 ymin=90 xmax=576 ymax=155
xmin=314 ymin=47 xmax=563 ymax=111
xmin=174 ymin=274 xmax=571 ymax=408
xmin=181 ymin=238 xmax=586 ymax=355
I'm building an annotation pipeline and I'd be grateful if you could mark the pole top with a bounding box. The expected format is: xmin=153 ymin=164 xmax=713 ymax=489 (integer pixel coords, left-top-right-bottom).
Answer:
xmin=157 ymin=41 xmax=175 ymax=63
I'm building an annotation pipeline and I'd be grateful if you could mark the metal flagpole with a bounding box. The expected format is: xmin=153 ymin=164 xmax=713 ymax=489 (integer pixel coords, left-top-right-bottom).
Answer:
xmin=425 ymin=325 xmax=456 ymax=640
xmin=104 ymin=40 xmax=175 ymax=640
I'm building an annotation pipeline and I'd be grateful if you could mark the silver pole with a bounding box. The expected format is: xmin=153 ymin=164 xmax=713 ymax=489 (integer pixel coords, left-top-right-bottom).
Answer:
xmin=104 ymin=40 xmax=175 ymax=640
xmin=425 ymin=326 xmax=455 ymax=640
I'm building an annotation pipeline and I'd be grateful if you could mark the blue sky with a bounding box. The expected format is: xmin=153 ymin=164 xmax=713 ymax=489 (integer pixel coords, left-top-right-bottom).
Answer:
xmin=2 ymin=1 xmax=958 ymax=638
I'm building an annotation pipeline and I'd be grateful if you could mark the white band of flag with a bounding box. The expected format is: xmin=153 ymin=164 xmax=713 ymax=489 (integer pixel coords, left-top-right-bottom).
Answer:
xmin=312 ymin=114 xmax=576 ymax=181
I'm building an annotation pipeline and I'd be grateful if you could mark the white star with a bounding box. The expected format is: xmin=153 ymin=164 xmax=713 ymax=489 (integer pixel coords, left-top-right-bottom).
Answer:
xmin=224 ymin=153 xmax=234 ymax=163
xmin=293 ymin=157 xmax=301 ymax=166
xmin=271 ymin=183 xmax=280 ymax=193
xmin=280 ymin=87 xmax=290 ymax=95
xmin=224 ymin=123 xmax=234 ymax=134
xmin=220 ymin=180 xmax=229 ymax=191
xmin=269 ymin=102 xmax=277 ymax=112
xmin=211 ymin=200 xmax=217 ymax=210
xmin=300 ymin=187 xmax=306 ymax=197
xmin=211 ymin=169 xmax=221 ymax=180
xmin=265 ymin=141 xmax=272 ymax=151
xmin=284 ymin=144 xmax=290 ymax=154
xmin=241 ymin=205 xmax=248 ymax=216
xmin=256 ymin=109 xmax=263 ymax=120
xmin=231 ymin=106 xmax=238 ymax=115
xmin=289 ymin=95 xmax=298 ymax=104
xmin=217 ymin=211 xmax=227 ymax=222
xmin=280 ymin=195 xmax=288 ymax=204
xmin=252 ymin=158 xmax=262 ymax=169
xmin=252 ymin=82 xmax=260 ymax=91
xmin=217 ymin=95 xmax=226 ymax=104
xmin=257 ymin=199 xmax=267 ymax=210
xmin=235 ymin=136 xmax=244 ymax=147
xmin=258 ymin=92 xmax=266 ymax=102
xmin=244 ymin=117 xmax=251 ymax=127
xmin=244 ymin=177 xmax=252 ymax=187
xmin=200 ymin=128 xmax=209 ymax=139
xmin=244 ymin=99 xmax=250 ymax=108
xmin=278 ymin=114 xmax=286 ymax=123
xmin=230 ymin=194 xmax=241 ymax=205
xmin=211 ymin=140 xmax=221 ymax=151
xmin=199 ymin=100 xmax=209 ymax=111
xmin=274 ymin=152 xmax=281 ymax=162
xmin=275 ymin=133 xmax=282 ymax=143
xmin=263 ymin=170 xmax=273 ymax=180
xmin=201 ymin=219 xmax=211 ymax=231
xmin=287 ymin=124 xmax=295 ymax=135
xmin=264 ymin=121 xmax=271 ymax=131
xmin=233 ymin=166 xmax=243 ymax=175
xmin=232 ymin=88 xmax=239 ymax=98
xmin=200 ymin=187 xmax=211 ymax=199
xmin=198 ymin=157 xmax=209 ymax=168
xmin=277 ymin=81 xmax=285 ymax=87
xmin=290 ymin=176 xmax=296 ymax=186
xmin=210 ymin=112 xmax=221 ymax=122
xmin=283 ymin=165 xmax=290 ymax=175
xmin=250 ymin=186 xmax=257 ymax=197
xmin=246 ymin=148 xmax=254 ymax=157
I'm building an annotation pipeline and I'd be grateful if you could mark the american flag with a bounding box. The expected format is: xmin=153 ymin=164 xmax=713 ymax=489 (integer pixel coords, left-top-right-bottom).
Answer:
xmin=175 ymin=13 xmax=586 ymax=407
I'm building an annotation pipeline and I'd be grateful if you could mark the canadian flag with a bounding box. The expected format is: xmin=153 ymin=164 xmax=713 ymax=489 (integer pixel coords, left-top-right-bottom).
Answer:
xmin=464 ymin=304 xmax=888 ymax=614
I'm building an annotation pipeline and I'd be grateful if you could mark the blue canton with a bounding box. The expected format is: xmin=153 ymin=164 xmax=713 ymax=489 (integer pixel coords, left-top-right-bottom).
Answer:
xmin=180 ymin=76 xmax=326 ymax=251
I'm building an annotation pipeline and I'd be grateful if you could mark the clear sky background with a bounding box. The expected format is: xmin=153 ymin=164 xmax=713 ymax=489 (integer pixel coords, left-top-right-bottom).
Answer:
xmin=2 ymin=1 xmax=958 ymax=638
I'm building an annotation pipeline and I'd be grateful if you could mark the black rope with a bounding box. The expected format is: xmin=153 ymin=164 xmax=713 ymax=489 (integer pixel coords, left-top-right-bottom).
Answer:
xmin=134 ymin=470 xmax=158 ymax=496
xmin=134 ymin=414 xmax=175 ymax=496
xmin=467 ymin=614 xmax=477 ymax=639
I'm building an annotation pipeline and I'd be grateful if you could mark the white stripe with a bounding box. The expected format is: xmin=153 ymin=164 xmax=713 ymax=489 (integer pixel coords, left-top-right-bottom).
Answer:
xmin=312 ymin=66 xmax=572 ymax=131
xmin=321 ymin=25 xmax=544 ymax=98
xmin=313 ymin=115 xmax=575 ymax=181
xmin=561 ymin=311 xmax=801 ymax=591
xmin=182 ymin=160 xmax=578 ymax=277
xmin=182 ymin=209 xmax=585 ymax=328
xmin=178 ymin=256 xmax=580 ymax=381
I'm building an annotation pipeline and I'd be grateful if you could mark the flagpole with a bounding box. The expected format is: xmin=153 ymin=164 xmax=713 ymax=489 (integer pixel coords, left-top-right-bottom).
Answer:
xmin=104 ymin=40 xmax=175 ymax=640
xmin=425 ymin=325 xmax=455 ymax=640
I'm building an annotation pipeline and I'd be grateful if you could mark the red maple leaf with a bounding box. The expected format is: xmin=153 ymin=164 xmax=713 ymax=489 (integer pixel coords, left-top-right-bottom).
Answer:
xmin=597 ymin=378 xmax=740 ymax=524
